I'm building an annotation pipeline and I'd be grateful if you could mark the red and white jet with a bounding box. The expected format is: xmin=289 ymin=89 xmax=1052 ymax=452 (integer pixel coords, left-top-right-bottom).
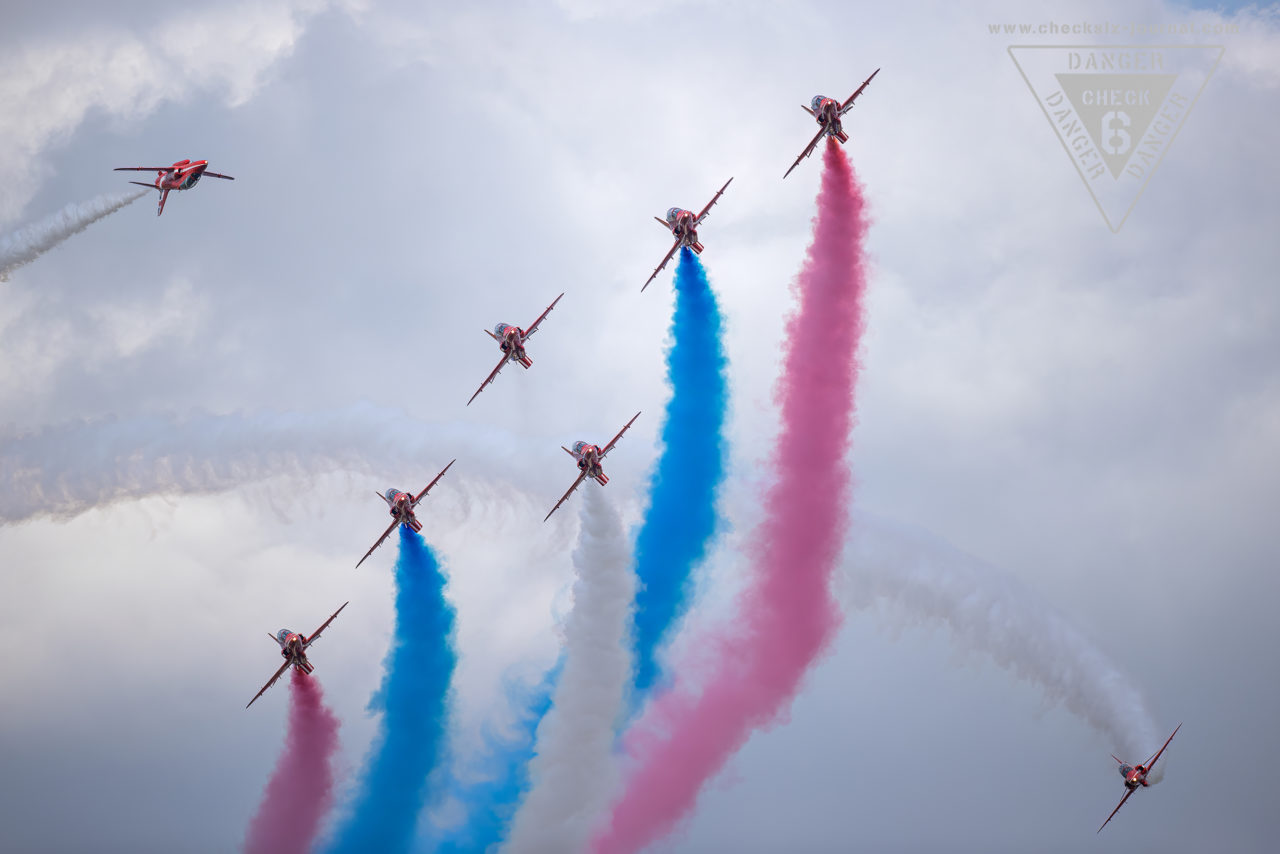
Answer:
xmin=246 ymin=601 xmax=348 ymax=708
xmin=1097 ymin=723 xmax=1182 ymax=832
xmin=544 ymin=412 xmax=641 ymax=522
xmin=783 ymin=68 xmax=880 ymax=179
xmin=355 ymin=460 xmax=456 ymax=569
xmin=467 ymin=293 xmax=564 ymax=406
xmin=113 ymin=159 xmax=234 ymax=216
xmin=642 ymin=178 xmax=733 ymax=292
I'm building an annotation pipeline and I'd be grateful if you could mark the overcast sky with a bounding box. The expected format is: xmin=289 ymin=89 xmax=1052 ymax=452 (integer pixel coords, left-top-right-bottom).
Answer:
xmin=0 ymin=1 xmax=1277 ymax=852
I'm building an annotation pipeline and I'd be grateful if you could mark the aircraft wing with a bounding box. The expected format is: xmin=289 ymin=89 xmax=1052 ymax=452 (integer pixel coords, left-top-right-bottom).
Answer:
xmin=1097 ymin=787 xmax=1135 ymax=833
xmin=1143 ymin=723 xmax=1182 ymax=774
xmin=801 ymin=104 xmax=817 ymax=116
xmin=413 ymin=459 xmax=457 ymax=504
xmin=246 ymin=659 xmax=292 ymax=709
xmin=600 ymin=411 xmax=641 ymax=458
xmin=784 ymin=128 xmax=826 ymax=179
xmin=524 ymin=292 xmax=564 ymax=339
xmin=840 ymin=67 xmax=880 ymax=114
xmin=304 ymin=601 xmax=349 ymax=647
xmin=356 ymin=518 xmax=399 ymax=569
xmin=113 ymin=166 xmax=174 ymax=172
xmin=544 ymin=471 xmax=589 ymax=523
xmin=642 ymin=240 xmax=681 ymax=292
xmin=695 ymin=177 xmax=733 ymax=224
xmin=203 ymin=171 xmax=235 ymax=180
xmin=468 ymin=355 xmax=509 ymax=406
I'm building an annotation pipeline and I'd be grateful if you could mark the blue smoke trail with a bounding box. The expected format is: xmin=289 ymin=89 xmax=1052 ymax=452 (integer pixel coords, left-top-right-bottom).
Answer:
xmin=432 ymin=663 xmax=560 ymax=853
xmin=631 ymin=247 xmax=729 ymax=698
xmin=325 ymin=527 xmax=457 ymax=854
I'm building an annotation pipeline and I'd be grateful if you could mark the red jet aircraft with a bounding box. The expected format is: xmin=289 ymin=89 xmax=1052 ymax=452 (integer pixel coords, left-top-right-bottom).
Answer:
xmin=246 ymin=601 xmax=348 ymax=708
xmin=642 ymin=178 xmax=733 ymax=292
xmin=544 ymin=412 xmax=641 ymax=522
xmin=113 ymin=159 xmax=234 ymax=216
xmin=783 ymin=68 xmax=880 ymax=179
xmin=355 ymin=459 xmax=456 ymax=568
xmin=1097 ymin=723 xmax=1182 ymax=832
xmin=468 ymin=293 xmax=564 ymax=406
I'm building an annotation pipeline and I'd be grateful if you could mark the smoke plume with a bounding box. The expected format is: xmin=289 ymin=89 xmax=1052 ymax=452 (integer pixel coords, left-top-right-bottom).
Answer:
xmin=591 ymin=140 xmax=870 ymax=853
xmin=0 ymin=189 xmax=147 ymax=280
xmin=243 ymin=669 xmax=341 ymax=854
xmin=506 ymin=487 xmax=634 ymax=853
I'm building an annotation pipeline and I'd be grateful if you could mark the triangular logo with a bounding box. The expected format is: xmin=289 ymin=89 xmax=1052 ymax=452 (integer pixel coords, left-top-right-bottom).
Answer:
xmin=1009 ymin=45 xmax=1222 ymax=232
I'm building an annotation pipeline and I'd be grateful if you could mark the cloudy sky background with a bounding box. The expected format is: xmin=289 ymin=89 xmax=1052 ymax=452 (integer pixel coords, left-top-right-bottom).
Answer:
xmin=0 ymin=0 xmax=1276 ymax=851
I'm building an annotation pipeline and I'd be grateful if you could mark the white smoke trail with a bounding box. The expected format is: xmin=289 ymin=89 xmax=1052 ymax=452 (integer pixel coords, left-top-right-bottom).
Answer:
xmin=0 ymin=405 xmax=533 ymax=524
xmin=505 ymin=487 xmax=634 ymax=854
xmin=0 ymin=189 xmax=148 ymax=280
xmin=0 ymin=408 xmax=1171 ymax=775
xmin=843 ymin=514 xmax=1163 ymax=761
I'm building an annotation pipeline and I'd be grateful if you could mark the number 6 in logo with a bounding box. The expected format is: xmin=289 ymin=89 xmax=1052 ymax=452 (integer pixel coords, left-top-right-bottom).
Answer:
xmin=1101 ymin=110 xmax=1131 ymax=156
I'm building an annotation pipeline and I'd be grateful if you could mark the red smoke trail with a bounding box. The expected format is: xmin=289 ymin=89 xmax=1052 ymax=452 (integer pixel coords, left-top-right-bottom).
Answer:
xmin=592 ymin=139 xmax=869 ymax=853
xmin=244 ymin=670 xmax=341 ymax=854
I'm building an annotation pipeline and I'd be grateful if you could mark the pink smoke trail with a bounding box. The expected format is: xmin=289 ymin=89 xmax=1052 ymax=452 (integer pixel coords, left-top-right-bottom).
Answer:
xmin=592 ymin=139 xmax=869 ymax=853
xmin=244 ymin=670 xmax=341 ymax=854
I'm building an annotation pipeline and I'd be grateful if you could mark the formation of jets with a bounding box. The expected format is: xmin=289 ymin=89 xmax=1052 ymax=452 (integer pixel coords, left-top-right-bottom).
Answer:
xmin=118 ymin=70 xmax=1181 ymax=839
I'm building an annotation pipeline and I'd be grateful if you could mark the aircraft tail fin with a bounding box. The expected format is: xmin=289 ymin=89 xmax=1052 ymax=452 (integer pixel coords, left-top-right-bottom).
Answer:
xmin=157 ymin=189 xmax=170 ymax=216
